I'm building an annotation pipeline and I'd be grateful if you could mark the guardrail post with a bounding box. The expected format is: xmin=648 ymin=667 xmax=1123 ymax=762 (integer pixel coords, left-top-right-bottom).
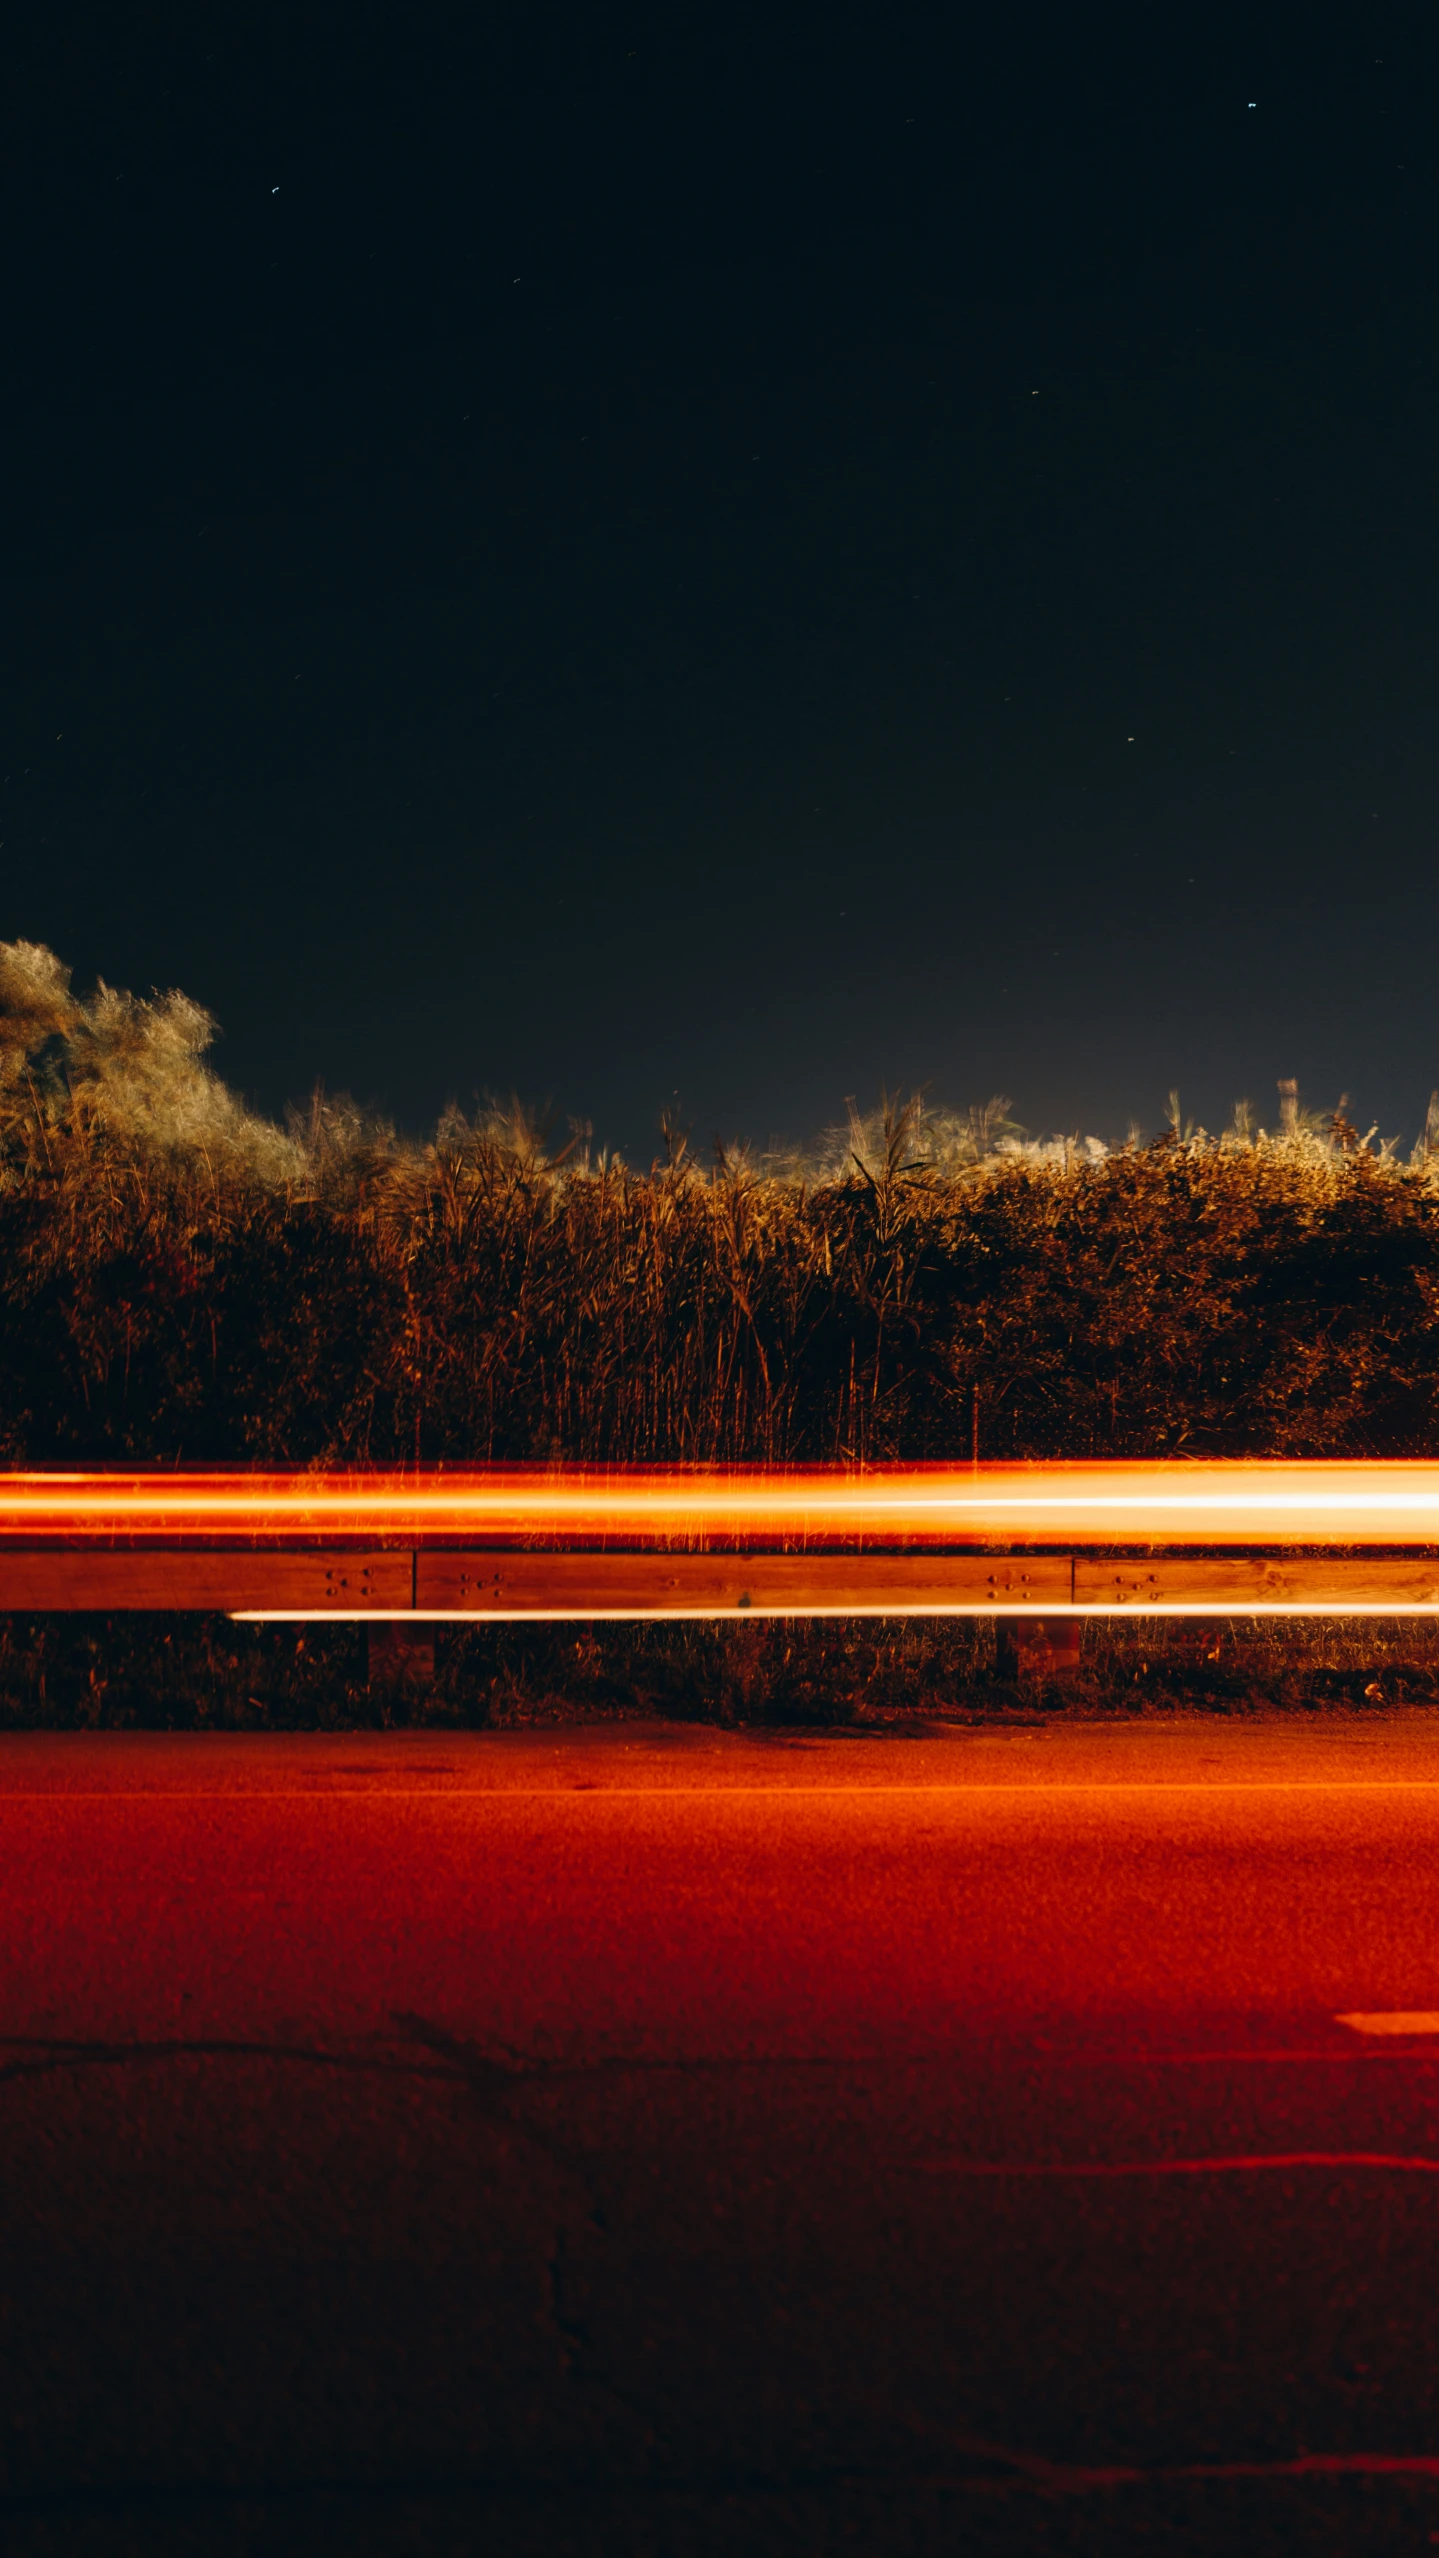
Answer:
xmin=366 ymin=1623 xmax=435 ymax=1688
xmin=996 ymin=1616 xmax=1083 ymax=1681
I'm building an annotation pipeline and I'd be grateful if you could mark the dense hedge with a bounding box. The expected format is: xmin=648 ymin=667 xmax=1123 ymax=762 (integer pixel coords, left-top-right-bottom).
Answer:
xmin=4 ymin=1137 xmax=1439 ymax=1463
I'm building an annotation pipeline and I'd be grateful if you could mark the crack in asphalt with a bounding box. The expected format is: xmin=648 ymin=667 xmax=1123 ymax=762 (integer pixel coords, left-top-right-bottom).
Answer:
xmin=0 ymin=2016 xmax=661 ymax=2448
xmin=388 ymin=2012 xmax=658 ymax=2442
xmin=385 ymin=2011 xmax=587 ymax=2169
xmin=0 ymin=2035 xmax=463 ymax=2090
xmin=3 ymin=2443 xmax=1439 ymax=2521
xmin=0 ymin=2031 xmax=916 ymax=2094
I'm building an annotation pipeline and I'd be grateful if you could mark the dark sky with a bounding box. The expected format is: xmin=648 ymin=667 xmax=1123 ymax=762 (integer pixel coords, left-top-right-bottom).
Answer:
xmin=4 ymin=2 xmax=1437 ymax=1156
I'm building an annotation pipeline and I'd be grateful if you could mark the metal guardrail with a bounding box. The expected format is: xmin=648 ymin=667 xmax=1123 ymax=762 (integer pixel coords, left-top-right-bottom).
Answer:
xmin=0 ymin=1549 xmax=1438 ymax=1619
xmin=0 ymin=1466 xmax=1436 ymax=1620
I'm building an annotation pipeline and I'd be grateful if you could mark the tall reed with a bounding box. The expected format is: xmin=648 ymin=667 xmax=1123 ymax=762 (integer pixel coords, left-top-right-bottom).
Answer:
xmin=4 ymin=939 xmax=1439 ymax=1465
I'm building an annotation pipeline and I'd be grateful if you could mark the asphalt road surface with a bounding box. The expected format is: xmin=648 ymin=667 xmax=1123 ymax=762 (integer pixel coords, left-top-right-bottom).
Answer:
xmin=9 ymin=1719 xmax=1439 ymax=2555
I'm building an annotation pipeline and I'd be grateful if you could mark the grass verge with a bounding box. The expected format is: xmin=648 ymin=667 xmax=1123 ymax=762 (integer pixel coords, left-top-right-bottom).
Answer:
xmin=3 ymin=1613 xmax=1438 ymax=1732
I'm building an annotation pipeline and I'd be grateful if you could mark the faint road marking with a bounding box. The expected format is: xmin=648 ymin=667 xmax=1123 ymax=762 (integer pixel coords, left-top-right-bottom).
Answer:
xmin=1338 ymin=2011 xmax=1439 ymax=2035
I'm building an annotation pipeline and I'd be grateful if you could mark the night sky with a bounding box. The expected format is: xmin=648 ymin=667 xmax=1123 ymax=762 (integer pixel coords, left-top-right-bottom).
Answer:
xmin=4 ymin=4 xmax=1438 ymax=1157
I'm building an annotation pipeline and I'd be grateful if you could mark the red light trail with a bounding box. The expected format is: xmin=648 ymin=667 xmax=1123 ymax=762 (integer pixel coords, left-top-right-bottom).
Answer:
xmin=0 ymin=1461 xmax=1438 ymax=1546
xmin=3 ymin=1466 xmax=1436 ymax=1617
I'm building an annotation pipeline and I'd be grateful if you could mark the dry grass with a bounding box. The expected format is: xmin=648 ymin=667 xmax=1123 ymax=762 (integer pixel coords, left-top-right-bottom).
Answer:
xmin=4 ymin=939 xmax=1439 ymax=1723
xmin=4 ymin=939 xmax=1439 ymax=1468
xmin=2 ymin=1610 xmax=1436 ymax=1734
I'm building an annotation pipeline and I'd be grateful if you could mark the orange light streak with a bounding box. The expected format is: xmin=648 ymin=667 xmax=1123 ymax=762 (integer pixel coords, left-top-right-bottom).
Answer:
xmin=2 ymin=1462 xmax=1439 ymax=1546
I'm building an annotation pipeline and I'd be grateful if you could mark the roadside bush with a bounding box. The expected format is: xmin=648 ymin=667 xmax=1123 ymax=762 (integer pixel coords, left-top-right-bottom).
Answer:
xmin=3 ymin=941 xmax=1439 ymax=1463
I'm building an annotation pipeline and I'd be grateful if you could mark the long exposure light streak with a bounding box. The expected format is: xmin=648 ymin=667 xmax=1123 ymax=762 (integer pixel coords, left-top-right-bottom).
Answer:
xmin=2 ymin=1462 xmax=1439 ymax=1546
